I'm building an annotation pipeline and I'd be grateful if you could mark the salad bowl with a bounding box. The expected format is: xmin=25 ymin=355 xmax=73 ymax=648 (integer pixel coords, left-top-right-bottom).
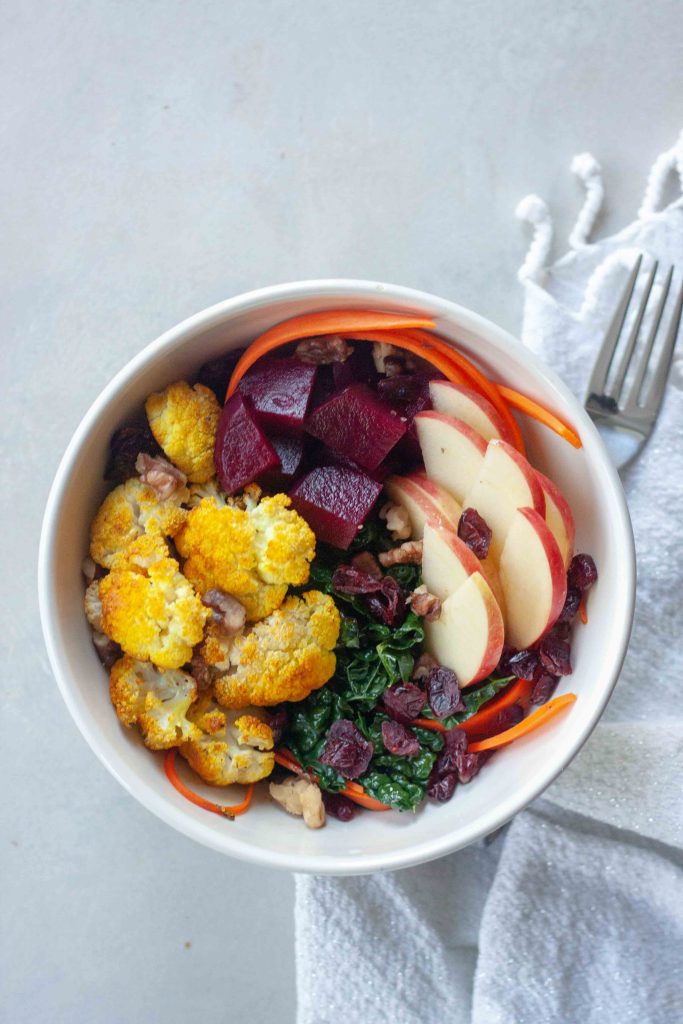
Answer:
xmin=38 ymin=279 xmax=635 ymax=874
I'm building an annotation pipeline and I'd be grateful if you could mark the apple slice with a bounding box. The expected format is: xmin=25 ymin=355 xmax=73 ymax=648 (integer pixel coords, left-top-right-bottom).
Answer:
xmin=421 ymin=521 xmax=505 ymax=613
xmin=535 ymin=470 xmax=575 ymax=570
xmin=384 ymin=474 xmax=462 ymax=539
xmin=424 ymin=572 xmax=505 ymax=686
xmin=422 ymin=522 xmax=482 ymax=599
xmin=464 ymin=439 xmax=545 ymax=560
xmin=429 ymin=381 xmax=515 ymax=445
xmin=414 ymin=411 xmax=487 ymax=503
xmin=499 ymin=507 xmax=567 ymax=649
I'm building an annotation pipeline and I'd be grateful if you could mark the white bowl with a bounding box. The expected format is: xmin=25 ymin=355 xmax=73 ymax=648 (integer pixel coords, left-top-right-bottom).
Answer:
xmin=38 ymin=280 xmax=635 ymax=874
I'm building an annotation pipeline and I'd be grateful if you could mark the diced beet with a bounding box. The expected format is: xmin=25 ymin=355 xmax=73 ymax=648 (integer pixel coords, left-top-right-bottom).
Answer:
xmin=309 ymin=365 xmax=335 ymax=412
xmin=214 ymin=393 xmax=280 ymax=494
xmin=376 ymin=374 xmax=432 ymax=466
xmin=196 ymin=348 xmax=246 ymax=404
xmin=238 ymin=358 xmax=318 ymax=435
xmin=289 ymin=465 xmax=382 ymax=549
xmin=258 ymin=434 xmax=307 ymax=491
xmin=306 ymin=383 xmax=408 ymax=471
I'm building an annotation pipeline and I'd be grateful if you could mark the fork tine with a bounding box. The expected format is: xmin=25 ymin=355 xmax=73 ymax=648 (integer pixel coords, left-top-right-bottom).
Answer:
xmin=627 ymin=265 xmax=673 ymax=408
xmin=641 ymin=274 xmax=683 ymax=415
xmin=585 ymin=254 xmax=643 ymax=400
xmin=608 ymin=261 xmax=658 ymax=399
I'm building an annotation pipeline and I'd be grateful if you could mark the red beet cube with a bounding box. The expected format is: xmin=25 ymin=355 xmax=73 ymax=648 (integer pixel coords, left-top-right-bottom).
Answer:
xmin=305 ymin=382 xmax=408 ymax=471
xmin=289 ymin=465 xmax=382 ymax=549
xmin=238 ymin=358 xmax=317 ymax=435
xmin=258 ymin=434 xmax=307 ymax=490
xmin=214 ymin=394 xmax=280 ymax=494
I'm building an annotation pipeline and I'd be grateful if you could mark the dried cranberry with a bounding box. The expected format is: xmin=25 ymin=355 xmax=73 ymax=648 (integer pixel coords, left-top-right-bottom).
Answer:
xmin=457 ymin=750 xmax=490 ymax=784
xmin=507 ymin=648 xmax=540 ymax=681
xmin=382 ymin=683 xmax=426 ymax=724
xmin=530 ymin=674 xmax=559 ymax=705
xmin=538 ymin=635 xmax=572 ymax=676
xmin=365 ymin=577 xmax=406 ymax=627
xmin=381 ymin=720 xmax=420 ymax=757
xmin=458 ymin=507 xmax=492 ymax=560
xmin=551 ymin=620 xmax=572 ymax=641
xmin=496 ymin=645 xmax=515 ymax=675
xmin=332 ymin=566 xmax=406 ymax=627
xmin=425 ymin=666 xmax=465 ymax=719
xmin=319 ymin=720 xmax=374 ymax=780
xmin=376 ymin=374 xmax=424 ymax=404
xmin=265 ymin=708 xmax=288 ymax=746
xmin=427 ymin=769 xmax=458 ymax=802
xmin=481 ymin=704 xmax=524 ymax=736
xmin=568 ymin=553 xmax=598 ymax=592
xmin=434 ymin=727 xmax=468 ymax=775
xmin=557 ymin=587 xmax=581 ymax=623
xmin=105 ymin=425 xmax=162 ymax=484
xmin=322 ymin=792 xmax=356 ymax=822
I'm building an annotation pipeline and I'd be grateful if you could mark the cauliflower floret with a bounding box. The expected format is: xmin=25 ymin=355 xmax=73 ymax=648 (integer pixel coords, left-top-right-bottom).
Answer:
xmin=109 ymin=655 xmax=200 ymax=749
xmin=249 ymin=494 xmax=316 ymax=585
xmin=99 ymin=534 xmax=208 ymax=669
xmin=175 ymin=493 xmax=315 ymax=621
xmin=214 ymin=590 xmax=340 ymax=707
xmin=180 ymin=694 xmax=274 ymax=785
xmin=89 ymin=477 xmax=188 ymax=568
xmin=146 ymin=381 xmax=220 ymax=483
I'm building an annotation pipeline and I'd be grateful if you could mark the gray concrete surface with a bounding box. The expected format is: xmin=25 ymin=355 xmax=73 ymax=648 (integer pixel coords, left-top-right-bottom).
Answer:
xmin=2 ymin=2 xmax=681 ymax=1022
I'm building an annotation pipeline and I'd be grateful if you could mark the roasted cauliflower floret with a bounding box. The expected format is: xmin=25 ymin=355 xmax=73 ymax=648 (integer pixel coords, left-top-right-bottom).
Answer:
xmin=214 ymin=590 xmax=340 ymax=707
xmin=180 ymin=695 xmax=274 ymax=785
xmin=145 ymin=381 xmax=220 ymax=483
xmin=249 ymin=494 xmax=316 ymax=585
xmin=89 ymin=477 xmax=188 ymax=568
xmin=98 ymin=534 xmax=208 ymax=669
xmin=109 ymin=655 xmax=200 ymax=749
xmin=175 ymin=493 xmax=315 ymax=621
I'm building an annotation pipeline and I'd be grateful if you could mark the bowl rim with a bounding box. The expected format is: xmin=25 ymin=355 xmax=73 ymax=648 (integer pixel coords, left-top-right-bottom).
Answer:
xmin=38 ymin=278 xmax=636 ymax=874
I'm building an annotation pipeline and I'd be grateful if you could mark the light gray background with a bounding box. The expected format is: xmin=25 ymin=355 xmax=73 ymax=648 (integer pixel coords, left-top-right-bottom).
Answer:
xmin=2 ymin=2 xmax=681 ymax=1022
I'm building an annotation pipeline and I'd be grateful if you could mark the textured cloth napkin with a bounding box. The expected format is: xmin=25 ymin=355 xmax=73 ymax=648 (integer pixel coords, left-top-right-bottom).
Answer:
xmin=295 ymin=134 xmax=683 ymax=1024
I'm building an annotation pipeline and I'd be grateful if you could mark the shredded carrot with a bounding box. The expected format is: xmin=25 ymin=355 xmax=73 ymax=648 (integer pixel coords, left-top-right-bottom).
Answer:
xmin=340 ymin=330 xmax=471 ymax=386
xmin=225 ymin=311 xmax=436 ymax=399
xmin=579 ymin=592 xmax=588 ymax=624
xmin=164 ymin=750 xmax=254 ymax=818
xmin=274 ymin=749 xmax=391 ymax=811
xmin=497 ymin=385 xmax=582 ymax=449
xmin=403 ymin=329 xmax=527 ymax=454
xmin=468 ymin=693 xmax=577 ymax=752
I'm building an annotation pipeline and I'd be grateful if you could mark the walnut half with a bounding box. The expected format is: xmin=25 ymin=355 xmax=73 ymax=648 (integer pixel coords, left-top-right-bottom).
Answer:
xmin=269 ymin=776 xmax=326 ymax=829
xmin=378 ymin=540 xmax=423 ymax=567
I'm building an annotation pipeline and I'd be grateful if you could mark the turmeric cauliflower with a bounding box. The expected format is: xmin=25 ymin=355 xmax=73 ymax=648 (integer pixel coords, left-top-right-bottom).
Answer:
xmin=214 ymin=590 xmax=340 ymax=707
xmin=145 ymin=381 xmax=220 ymax=483
xmin=98 ymin=533 xmax=208 ymax=669
xmin=89 ymin=477 xmax=188 ymax=568
xmin=175 ymin=493 xmax=315 ymax=621
xmin=179 ymin=695 xmax=274 ymax=785
xmin=109 ymin=655 xmax=200 ymax=749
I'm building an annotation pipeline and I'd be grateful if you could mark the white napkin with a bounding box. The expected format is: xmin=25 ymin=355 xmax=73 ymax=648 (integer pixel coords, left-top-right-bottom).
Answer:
xmin=295 ymin=133 xmax=683 ymax=1024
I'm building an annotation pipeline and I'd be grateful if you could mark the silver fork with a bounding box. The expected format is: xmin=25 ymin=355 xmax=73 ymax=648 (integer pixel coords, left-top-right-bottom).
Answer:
xmin=585 ymin=254 xmax=683 ymax=469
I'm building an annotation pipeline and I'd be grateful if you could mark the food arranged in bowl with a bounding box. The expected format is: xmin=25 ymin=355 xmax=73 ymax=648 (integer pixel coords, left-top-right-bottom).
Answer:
xmin=83 ymin=310 xmax=596 ymax=829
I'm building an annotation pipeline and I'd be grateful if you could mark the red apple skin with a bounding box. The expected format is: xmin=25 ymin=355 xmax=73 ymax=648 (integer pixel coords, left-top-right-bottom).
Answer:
xmin=500 ymin=507 xmax=568 ymax=647
xmin=535 ymin=470 xmax=576 ymax=569
xmin=429 ymin=380 xmax=516 ymax=445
